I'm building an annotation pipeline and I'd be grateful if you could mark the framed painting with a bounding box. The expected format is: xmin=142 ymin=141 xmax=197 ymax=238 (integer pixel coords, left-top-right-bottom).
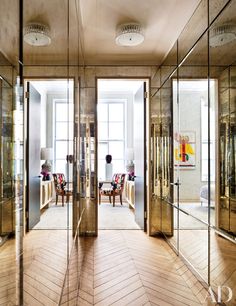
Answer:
xmin=174 ymin=131 xmax=196 ymax=168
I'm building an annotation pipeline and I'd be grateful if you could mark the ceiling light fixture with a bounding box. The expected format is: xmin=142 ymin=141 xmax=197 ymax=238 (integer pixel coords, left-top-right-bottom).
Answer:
xmin=24 ymin=23 xmax=51 ymax=46
xmin=210 ymin=24 xmax=236 ymax=47
xmin=115 ymin=23 xmax=144 ymax=46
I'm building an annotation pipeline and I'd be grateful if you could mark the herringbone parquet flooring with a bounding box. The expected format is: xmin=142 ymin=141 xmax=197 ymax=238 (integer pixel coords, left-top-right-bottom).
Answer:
xmin=169 ymin=229 xmax=236 ymax=305
xmin=0 ymin=230 xmax=72 ymax=306
xmin=2 ymin=229 xmax=233 ymax=305
xmin=76 ymin=230 xmax=211 ymax=306
xmin=23 ymin=230 xmax=72 ymax=306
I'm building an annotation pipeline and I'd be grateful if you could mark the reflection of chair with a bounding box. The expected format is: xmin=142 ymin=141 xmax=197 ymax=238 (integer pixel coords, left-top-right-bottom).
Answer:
xmin=99 ymin=173 xmax=126 ymax=207
xmin=53 ymin=173 xmax=72 ymax=206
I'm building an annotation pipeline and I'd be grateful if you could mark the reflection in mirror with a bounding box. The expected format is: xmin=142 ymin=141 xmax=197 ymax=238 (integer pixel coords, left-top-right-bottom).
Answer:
xmin=173 ymin=78 xmax=217 ymax=225
xmin=0 ymin=52 xmax=17 ymax=304
xmin=178 ymin=31 xmax=213 ymax=226
xmin=80 ymin=115 xmax=95 ymax=199
xmin=210 ymin=228 xmax=236 ymax=302
xmin=79 ymin=113 xmax=97 ymax=235
xmin=25 ymin=80 xmax=74 ymax=232
xmin=219 ymin=66 xmax=236 ymax=235
xmin=209 ymin=0 xmax=236 ymax=237
xmin=0 ymin=78 xmax=14 ymax=241
xmin=150 ymin=91 xmax=162 ymax=234
xmin=179 ymin=211 xmax=208 ymax=283
xmin=178 ymin=0 xmax=208 ymax=63
xmin=165 ymin=205 xmax=178 ymax=252
xmin=160 ymin=42 xmax=178 ymax=85
xmin=177 ymin=31 xmax=211 ymax=283
xmin=148 ymin=0 xmax=236 ymax=297
xmin=209 ymin=0 xmax=230 ymax=24
xmin=0 ymin=0 xmax=83 ymax=304
xmin=22 ymin=0 xmax=79 ymax=66
xmin=150 ymin=71 xmax=175 ymax=237
xmin=160 ymin=79 xmax=174 ymax=237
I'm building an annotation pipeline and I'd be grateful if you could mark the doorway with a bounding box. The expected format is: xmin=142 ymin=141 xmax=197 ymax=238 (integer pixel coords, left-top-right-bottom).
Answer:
xmin=25 ymin=79 xmax=74 ymax=231
xmin=97 ymin=79 xmax=148 ymax=231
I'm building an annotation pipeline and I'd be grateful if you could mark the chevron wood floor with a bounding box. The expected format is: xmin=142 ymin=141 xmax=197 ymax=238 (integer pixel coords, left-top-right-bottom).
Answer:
xmin=168 ymin=229 xmax=236 ymax=305
xmin=24 ymin=230 xmax=73 ymax=306
xmin=0 ymin=230 xmax=72 ymax=306
xmin=1 ymin=229 xmax=235 ymax=305
xmin=75 ymin=230 xmax=212 ymax=306
xmin=0 ymin=235 xmax=16 ymax=305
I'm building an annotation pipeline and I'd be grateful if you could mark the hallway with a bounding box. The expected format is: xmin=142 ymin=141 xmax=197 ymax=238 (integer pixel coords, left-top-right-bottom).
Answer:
xmin=74 ymin=230 xmax=208 ymax=306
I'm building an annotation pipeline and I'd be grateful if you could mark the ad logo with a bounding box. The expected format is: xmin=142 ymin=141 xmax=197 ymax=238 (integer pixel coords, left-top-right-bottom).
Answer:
xmin=205 ymin=286 xmax=233 ymax=304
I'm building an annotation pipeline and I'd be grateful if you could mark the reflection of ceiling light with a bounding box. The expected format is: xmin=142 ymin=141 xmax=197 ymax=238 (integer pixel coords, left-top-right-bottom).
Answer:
xmin=210 ymin=24 xmax=236 ymax=47
xmin=116 ymin=23 xmax=144 ymax=46
xmin=24 ymin=23 xmax=51 ymax=46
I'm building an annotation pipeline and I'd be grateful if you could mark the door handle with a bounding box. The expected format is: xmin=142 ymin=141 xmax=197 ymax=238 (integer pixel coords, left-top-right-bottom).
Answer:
xmin=170 ymin=182 xmax=181 ymax=186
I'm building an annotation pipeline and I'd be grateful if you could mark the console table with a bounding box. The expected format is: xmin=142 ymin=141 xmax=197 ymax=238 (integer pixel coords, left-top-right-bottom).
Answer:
xmin=125 ymin=180 xmax=135 ymax=209
xmin=40 ymin=179 xmax=53 ymax=209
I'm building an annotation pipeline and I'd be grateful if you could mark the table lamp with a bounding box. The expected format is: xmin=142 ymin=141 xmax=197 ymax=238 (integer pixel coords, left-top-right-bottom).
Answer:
xmin=126 ymin=148 xmax=134 ymax=173
xmin=41 ymin=147 xmax=53 ymax=180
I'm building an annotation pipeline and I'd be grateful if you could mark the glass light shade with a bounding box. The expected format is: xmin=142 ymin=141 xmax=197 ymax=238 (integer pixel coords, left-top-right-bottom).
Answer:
xmin=116 ymin=23 xmax=144 ymax=47
xmin=24 ymin=23 xmax=51 ymax=46
xmin=210 ymin=24 xmax=236 ymax=47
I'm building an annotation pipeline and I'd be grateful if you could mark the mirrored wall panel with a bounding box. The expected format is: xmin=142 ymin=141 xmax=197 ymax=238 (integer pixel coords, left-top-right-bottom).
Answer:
xmin=0 ymin=59 xmax=16 ymax=305
xmin=150 ymin=0 xmax=236 ymax=298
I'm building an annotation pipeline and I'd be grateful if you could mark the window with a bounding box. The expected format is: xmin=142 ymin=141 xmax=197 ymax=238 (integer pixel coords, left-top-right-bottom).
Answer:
xmin=201 ymin=94 xmax=215 ymax=182
xmin=54 ymin=101 xmax=73 ymax=173
xmin=98 ymin=102 xmax=125 ymax=179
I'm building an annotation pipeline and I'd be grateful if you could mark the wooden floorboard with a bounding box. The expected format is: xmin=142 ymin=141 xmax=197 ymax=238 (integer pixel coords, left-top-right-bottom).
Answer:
xmin=76 ymin=230 xmax=209 ymax=306
xmin=1 ymin=228 xmax=235 ymax=305
xmin=0 ymin=230 xmax=72 ymax=306
xmin=169 ymin=230 xmax=236 ymax=294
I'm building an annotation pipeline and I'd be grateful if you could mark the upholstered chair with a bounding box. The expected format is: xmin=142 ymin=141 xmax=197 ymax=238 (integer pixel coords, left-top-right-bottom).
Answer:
xmin=52 ymin=173 xmax=72 ymax=206
xmin=99 ymin=173 xmax=126 ymax=207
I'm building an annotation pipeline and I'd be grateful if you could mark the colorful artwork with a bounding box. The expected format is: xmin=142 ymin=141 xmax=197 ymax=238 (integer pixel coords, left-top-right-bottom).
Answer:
xmin=174 ymin=132 xmax=196 ymax=168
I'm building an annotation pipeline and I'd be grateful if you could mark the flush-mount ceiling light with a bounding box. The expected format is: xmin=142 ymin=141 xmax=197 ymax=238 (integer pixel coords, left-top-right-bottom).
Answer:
xmin=24 ymin=23 xmax=51 ymax=46
xmin=115 ymin=23 xmax=144 ymax=46
xmin=210 ymin=24 xmax=236 ymax=47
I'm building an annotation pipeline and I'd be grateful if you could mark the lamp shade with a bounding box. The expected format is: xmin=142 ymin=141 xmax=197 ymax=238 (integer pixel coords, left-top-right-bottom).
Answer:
xmin=41 ymin=148 xmax=53 ymax=160
xmin=126 ymin=148 xmax=134 ymax=161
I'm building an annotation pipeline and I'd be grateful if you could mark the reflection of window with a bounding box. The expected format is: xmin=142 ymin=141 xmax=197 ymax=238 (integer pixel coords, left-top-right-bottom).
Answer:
xmin=54 ymin=101 xmax=73 ymax=173
xmin=98 ymin=102 xmax=125 ymax=179
xmin=201 ymin=97 xmax=215 ymax=181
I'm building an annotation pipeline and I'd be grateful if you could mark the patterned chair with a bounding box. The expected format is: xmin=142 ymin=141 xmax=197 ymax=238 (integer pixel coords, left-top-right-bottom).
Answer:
xmin=99 ymin=173 xmax=126 ymax=207
xmin=52 ymin=173 xmax=72 ymax=206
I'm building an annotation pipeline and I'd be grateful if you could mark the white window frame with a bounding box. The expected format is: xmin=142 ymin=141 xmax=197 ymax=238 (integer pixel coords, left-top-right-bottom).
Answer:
xmin=53 ymin=99 xmax=73 ymax=173
xmin=98 ymin=100 xmax=126 ymax=179
xmin=201 ymin=95 xmax=216 ymax=182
